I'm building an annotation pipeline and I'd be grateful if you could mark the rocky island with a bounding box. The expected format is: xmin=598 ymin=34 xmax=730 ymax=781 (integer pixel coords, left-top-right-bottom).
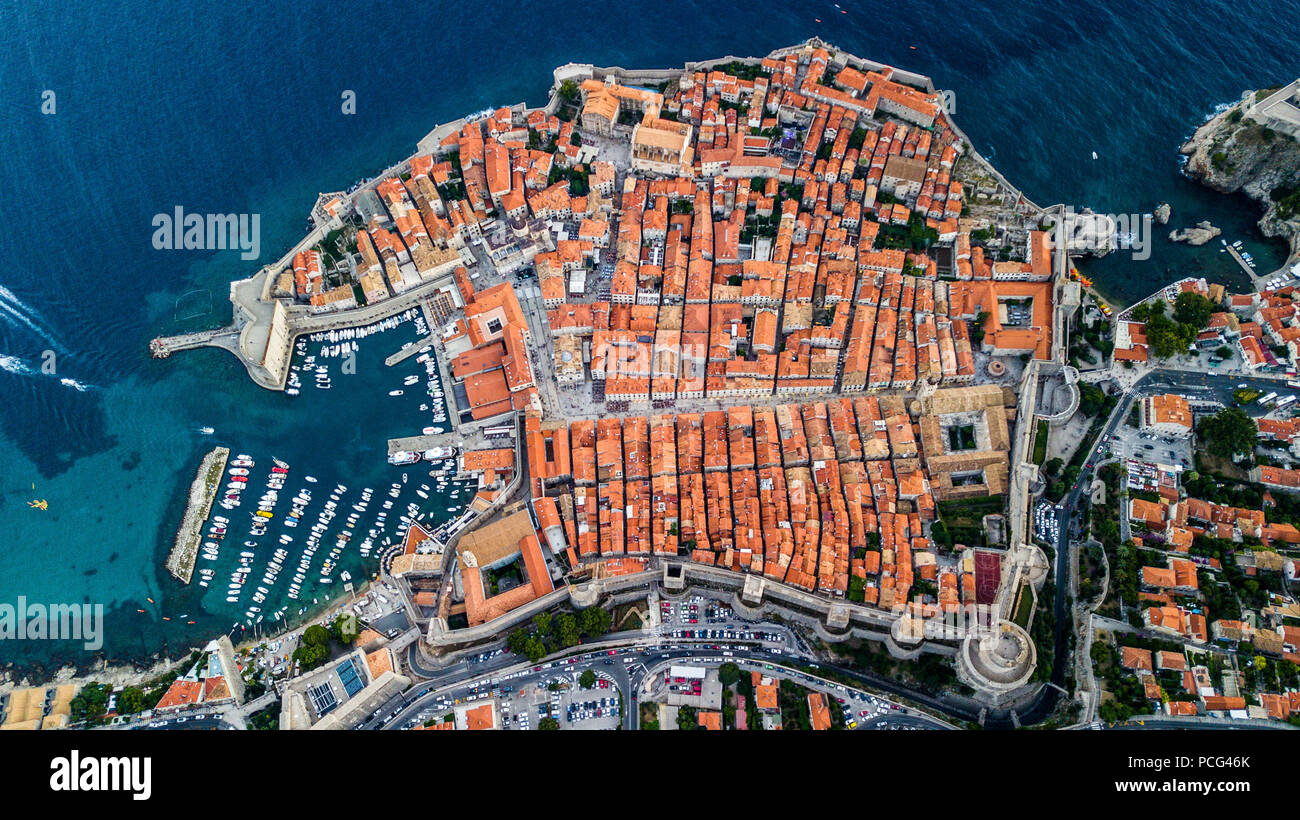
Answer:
xmin=1168 ymin=220 xmax=1221 ymax=246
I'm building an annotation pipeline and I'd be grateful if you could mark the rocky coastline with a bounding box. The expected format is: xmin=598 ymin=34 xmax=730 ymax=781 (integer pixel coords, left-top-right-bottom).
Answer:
xmin=1 ymin=652 xmax=181 ymax=696
xmin=1180 ymin=89 xmax=1300 ymax=264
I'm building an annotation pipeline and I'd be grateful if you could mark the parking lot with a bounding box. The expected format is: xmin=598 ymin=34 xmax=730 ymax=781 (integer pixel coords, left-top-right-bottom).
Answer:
xmin=848 ymin=691 xmax=902 ymax=729
xmin=1034 ymin=501 xmax=1060 ymax=544
xmin=509 ymin=670 xmax=622 ymax=731
xmin=400 ymin=663 xmax=626 ymax=731
xmin=561 ymin=689 xmax=622 ymax=730
xmin=658 ymin=595 xmax=787 ymax=647
xmin=1108 ymin=423 xmax=1192 ymax=471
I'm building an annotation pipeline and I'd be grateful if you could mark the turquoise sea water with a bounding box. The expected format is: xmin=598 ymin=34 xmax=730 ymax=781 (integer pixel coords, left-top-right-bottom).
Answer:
xmin=0 ymin=0 xmax=1297 ymax=675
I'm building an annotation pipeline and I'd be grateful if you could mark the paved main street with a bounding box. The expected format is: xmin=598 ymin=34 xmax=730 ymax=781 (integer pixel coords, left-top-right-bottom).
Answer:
xmin=368 ymin=582 xmax=990 ymax=729
xmin=375 ymin=639 xmax=954 ymax=732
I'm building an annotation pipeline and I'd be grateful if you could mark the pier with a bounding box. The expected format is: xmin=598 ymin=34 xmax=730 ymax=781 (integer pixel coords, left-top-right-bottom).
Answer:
xmin=385 ymin=336 xmax=436 ymax=367
xmin=165 ymin=447 xmax=229 ymax=584
xmin=1225 ymin=243 xmax=1264 ymax=286
xmin=387 ymin=433 xmax=462 ymax=457
xmin=149 ymin=327 xmax=240 ymax=358
xmin=151 ymin=271 xmax=461 ymax=392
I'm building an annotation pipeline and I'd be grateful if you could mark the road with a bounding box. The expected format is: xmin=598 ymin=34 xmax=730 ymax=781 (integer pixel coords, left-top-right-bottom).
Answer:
xmin=131 ymin=713 xmax=237 ymax=731
xmin=381 ymin=591 xmax=988 ymax=727
xmin=378 ymin=641 xmax=953 ymax=731
xmin=1029 ymin=387 xmax=1136 ymax=719
xmin=1029 ymin=363 xmax=1292 ymax=724
xmin=1139 ymin=368 xmax=1294 ymax=414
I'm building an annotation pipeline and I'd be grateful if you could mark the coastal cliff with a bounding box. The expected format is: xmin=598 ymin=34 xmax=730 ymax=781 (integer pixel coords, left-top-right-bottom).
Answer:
xmin=1180 ymin=89 xmax=1300 ymax=262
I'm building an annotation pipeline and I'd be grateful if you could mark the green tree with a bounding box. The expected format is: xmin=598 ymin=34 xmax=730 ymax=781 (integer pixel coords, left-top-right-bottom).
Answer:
xmin=330 ymin=614 xmax=359 ymax=645
xmin=1198 ymin=407 xmax=1257 ymax=460
xmin=1044 ymin=457 xmax=1064 ymax=477
xmin=1144 ymin=309 xmax=1196 ymax=358
xmin=930 ymin=519 xmax=951 ymax=547
xmin=302 ymin=624 xmax=331 ymax=647
xmin=1077 ymin=383 xmax=1106 ymax=417
xmin=523 ymin=636 xmax=547 ymax=663
xmin=292 ymin=642 xmax=329 ymax=672
xmin=532 ymin=613 xmax=553 ymax=637
xmin=506 ymin=628 xmax=530 ymax=655
xmin=70 ymin=682 xmax=111 ymax=721
xmin=718 ymin=662 xmax=741 ymax=687
xmin=116 ymin=687 xmax=145 ymax=714
xmin=1173 ymin=292 xmax=1214 ymax=329
xmin=557 ymin=80 xmax=579 ymax=104
xmin=677 ymin=705 xmax=698 ymax=730
xmin=556 ymin=612 xmax=580 ymax=647
xmin=538 ymin=716 xmax=560 ymax=730
xmin=970 ymin=312 xmax=990 ymax=345
xmin=247 ymin=703 xmax=280 ymax=731
xmin=579 ymin=669 xmax=597 ymax=689
xmin=579 ymin=606 xmax=611 ymax=637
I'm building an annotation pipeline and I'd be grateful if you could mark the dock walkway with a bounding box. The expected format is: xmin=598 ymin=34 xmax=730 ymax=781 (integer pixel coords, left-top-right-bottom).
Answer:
xmin=385 ymin=337 xmax=436 ymax=367
xmin=387 ymin=433 xmax=462 ymax=457
xmin=150 ymin=328 xmax=239 ymax=358
xmin=1225 ymin=244 xmax=1265 ymax=287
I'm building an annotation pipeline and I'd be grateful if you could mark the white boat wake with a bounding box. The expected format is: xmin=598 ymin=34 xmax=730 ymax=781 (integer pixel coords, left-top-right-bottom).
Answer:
xmin=0 ymin=285 xmax=68 ymax=354
xmin=0 ymin=353 xmax=93 ymax=392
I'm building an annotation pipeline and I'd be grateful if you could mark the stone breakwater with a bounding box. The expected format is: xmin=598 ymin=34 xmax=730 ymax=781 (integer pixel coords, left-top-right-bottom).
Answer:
xmin=165 ymin=446 xmax=229 ymax=583
xmin=1181 ymin=91 xmax=1300 ymax=262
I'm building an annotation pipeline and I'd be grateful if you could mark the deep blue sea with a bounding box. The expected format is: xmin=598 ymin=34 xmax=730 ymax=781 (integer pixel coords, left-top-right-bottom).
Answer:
xmin=0 ymin=0 xmax=1297 ymax=677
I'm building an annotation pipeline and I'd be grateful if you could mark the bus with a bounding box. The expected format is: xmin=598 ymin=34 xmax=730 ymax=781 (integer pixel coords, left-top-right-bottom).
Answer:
xmin=1259 ymin=391 xmax=1279 ymax=406
xmin=1286 ymin=380 xmax=1300 ymax=390
xmin=1277 ymin=395 xmax=1297 ymax=410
